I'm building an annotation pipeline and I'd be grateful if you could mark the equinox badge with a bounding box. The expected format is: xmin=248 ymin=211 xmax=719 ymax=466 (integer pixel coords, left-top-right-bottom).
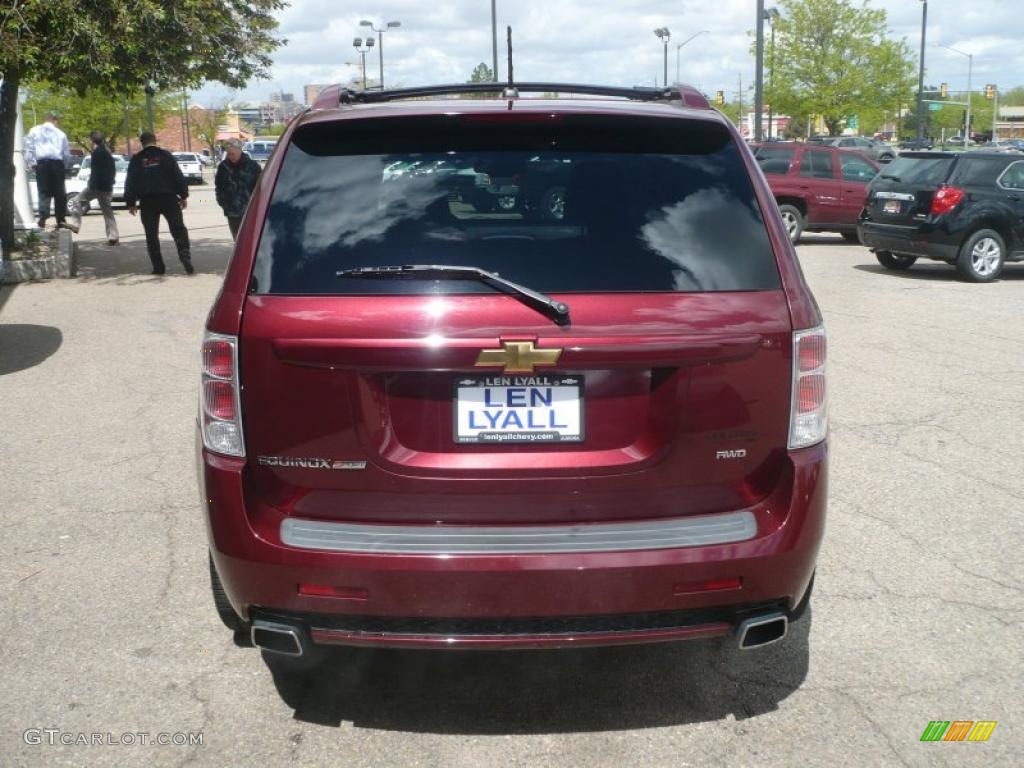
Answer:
xmin=257 ymin=456 xmax=367 ymax=470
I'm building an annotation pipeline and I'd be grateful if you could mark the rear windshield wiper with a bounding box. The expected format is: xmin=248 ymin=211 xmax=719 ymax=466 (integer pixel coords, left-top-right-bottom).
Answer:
xmin=337 ymin=264 xmax=571 ymax=326
xmin=880 ymin=173 xmax=901 ymax=181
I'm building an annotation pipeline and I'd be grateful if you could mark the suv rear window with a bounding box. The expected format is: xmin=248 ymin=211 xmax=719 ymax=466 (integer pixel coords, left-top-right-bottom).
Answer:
xmin=252 ymin=114 xmax=780 ymax=295
xmin=754 ymin=146 xmax=796 ymax=174
xmin=881 ymin=155 xmax=954 ymax=186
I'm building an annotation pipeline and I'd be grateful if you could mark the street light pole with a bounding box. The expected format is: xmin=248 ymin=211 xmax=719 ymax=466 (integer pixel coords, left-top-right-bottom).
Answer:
xmin=943 ymin=45 xmax=973 ymax=144
xmin=360 ymin=19 xmax=401 ymax=90
xmin=491 ymin=0 xmax=499 ymax=82
xmin=916 ymin=0 xmax=927 ymax=141
xmin=654 ymin=28 xmax=671 ymax=86
xmin=144 ymin=82 xmax=155 ymax=134
xmin=675 ymin=30 xmax=709 ymax=85
xmin=754 ymin=0 xmax=765 ymax=142
xmin=766 ymin=9 xmax=779 ymax=139
xmin=353 ymin=38 xmax=373 ymax=90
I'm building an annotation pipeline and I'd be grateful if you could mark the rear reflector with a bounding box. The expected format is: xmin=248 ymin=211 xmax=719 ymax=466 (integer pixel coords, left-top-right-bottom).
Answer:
xmin=298 ymin=584 xmax=370 ymax=601
xmin=789 ymin=326 xmax=828 ymax=449
xmin=673 ymin=577 xmax=742 ymax=595
xmin=199 ymin=332 xmax=245 ymax=457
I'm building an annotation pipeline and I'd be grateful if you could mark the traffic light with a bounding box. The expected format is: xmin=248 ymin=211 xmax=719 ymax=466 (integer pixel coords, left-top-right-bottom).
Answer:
xmin=984 ymin=84 xmax=996 ymax=100
xmin=715 ymin=90 xmax=725 ymax=105
xmin=940 ymin=82 xmax=948 ymax=98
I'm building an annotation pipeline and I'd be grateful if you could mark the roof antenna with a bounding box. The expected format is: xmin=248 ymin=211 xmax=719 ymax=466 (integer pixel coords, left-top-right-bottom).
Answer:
xmin=504 ymin=25 xmax=518 ymax=103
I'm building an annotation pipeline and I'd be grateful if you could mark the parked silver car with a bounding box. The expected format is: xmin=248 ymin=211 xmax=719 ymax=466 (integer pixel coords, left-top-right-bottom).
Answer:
xmin=824 ymin=136 xmax=896 ymax=163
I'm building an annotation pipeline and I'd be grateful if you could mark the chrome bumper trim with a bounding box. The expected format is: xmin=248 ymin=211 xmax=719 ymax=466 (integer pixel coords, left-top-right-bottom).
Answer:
xmin=280 ymin=510 xmax=757 ymax=555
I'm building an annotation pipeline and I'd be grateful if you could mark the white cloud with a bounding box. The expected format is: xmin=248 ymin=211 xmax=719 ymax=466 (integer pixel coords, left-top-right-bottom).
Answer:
xmin=194 ymin=0 xmax=1024 ymax=107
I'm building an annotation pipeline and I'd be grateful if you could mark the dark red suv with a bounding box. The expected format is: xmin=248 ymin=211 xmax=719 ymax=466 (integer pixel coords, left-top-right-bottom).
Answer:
xmin=754 ymin=143 xmax=879 ymax=243
xmin=198 ymin=83 xmax=828 ymax=666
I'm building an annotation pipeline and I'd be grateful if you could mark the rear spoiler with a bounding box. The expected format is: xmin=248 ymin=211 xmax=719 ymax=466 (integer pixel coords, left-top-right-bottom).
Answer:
xmin=312 ymin=82 xmax=710 ymax=111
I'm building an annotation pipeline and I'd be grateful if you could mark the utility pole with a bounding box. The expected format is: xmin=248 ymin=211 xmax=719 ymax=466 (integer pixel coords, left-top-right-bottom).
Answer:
xmin=737 ymin=73 xmax=743 ymax=132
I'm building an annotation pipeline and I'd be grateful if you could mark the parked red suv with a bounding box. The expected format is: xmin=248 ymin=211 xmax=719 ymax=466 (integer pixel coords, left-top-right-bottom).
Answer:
xmin=198 ymin=83 xmax=827 ymax=667
xmin=754 ymin=143 xmax=879 ymax=243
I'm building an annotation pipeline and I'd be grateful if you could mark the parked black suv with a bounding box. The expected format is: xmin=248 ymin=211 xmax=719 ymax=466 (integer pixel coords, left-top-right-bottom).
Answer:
xmin=859 ymin=152 xmax=1024 ymax=281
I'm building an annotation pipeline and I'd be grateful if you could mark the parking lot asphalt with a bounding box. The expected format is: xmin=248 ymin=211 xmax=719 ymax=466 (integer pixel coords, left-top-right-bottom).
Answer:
xmin=1 ymin=192 xmax=1022 ymax=766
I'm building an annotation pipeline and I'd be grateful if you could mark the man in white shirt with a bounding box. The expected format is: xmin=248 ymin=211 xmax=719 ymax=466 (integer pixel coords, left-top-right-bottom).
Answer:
xmin=24 ymin=111 xmax=71 ymax=229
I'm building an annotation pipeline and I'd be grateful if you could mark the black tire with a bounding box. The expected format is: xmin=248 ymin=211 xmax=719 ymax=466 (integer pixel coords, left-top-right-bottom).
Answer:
xmin=209 ymin=553 xmax=247 ymax=632
xmin=841 ymin=231 xmax=860 ymax=243
xmin=539 ymin=186 xmax=566 ymax=221
xmin=875 ymin=251 xmax=917 ymax=271
xmin=956 ymin=228 xmax=1005 ymax=283
xmin=777 ymin=204 xmax=804 ymax=244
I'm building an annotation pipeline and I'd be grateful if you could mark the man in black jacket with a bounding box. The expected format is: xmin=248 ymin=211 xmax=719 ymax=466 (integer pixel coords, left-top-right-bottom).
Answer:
xmin=67 ymin=131 xmax=120 ymax=245
xmin=124 ymin=132 xmax=193 ymax=275
xmin=214 ymin=139 xmax=262 ymax=239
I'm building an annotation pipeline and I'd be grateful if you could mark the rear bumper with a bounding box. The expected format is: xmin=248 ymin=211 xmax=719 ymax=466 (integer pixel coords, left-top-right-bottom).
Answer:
xmin=199 ymin=439 xmax=827 ymax=649
xmin=858 ymin=221 xmax=959 ymax=261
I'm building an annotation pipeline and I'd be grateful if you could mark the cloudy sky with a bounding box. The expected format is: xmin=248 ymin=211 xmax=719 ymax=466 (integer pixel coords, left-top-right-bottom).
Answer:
xmin=196 ymin=0 xmax=1024 ymax=107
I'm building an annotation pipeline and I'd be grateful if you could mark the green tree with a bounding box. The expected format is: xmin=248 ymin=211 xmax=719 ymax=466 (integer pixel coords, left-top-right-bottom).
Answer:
xmin=762 ymin=0 xmax=916 ymax=136
xmin=468 ymin=63 xmax=495 ymax=83
xmin=0 ymin=0 xmax=285 ymax=256
xmin=22 ymin=84 xmax=176 ymax=153
xmin=1000 ymin=86 xmax=1024 ymax=107
xmin=712 ymin=101 xmax=741 ymax=126
xmin=192 ymin=104 xmax=228 ymax=157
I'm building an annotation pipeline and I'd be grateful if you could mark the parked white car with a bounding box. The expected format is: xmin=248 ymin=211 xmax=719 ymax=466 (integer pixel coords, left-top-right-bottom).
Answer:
xmin=65 ymin=155 xmax=130 ymax=212
xmin=173 ymin=152 xmax=206 ymax=184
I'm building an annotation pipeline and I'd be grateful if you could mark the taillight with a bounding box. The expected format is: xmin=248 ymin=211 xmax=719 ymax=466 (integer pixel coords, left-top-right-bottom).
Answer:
xmin=789 ymin=326 xmax=827 ymax=450
xmin=930 ymin=185 xmax=964 ymax=216
xmin=200 ymin=332 xmax=245 ymax=456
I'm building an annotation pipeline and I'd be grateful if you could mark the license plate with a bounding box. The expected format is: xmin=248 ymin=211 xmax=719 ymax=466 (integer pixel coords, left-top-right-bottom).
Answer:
xmin=883 ymin=200 xmax=901 ymax=214
xmin=454 ymin=375 xmax=584 ymax=444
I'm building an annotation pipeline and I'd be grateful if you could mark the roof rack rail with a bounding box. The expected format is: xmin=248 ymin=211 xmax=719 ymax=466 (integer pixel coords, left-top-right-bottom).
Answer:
xmin=312 ymin=82 xmax=710 ymax=110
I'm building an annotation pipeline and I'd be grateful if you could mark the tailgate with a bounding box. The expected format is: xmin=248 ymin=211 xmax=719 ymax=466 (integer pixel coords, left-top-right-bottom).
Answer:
xmin=240 ymin=291 xmax=793 ymax=525
xmin=866 ymin=154 xmax=955 ymax=224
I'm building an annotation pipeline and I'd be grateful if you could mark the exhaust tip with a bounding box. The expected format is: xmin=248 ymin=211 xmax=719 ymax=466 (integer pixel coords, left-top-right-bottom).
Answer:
xmin=737 ymin=612 xmax=787 ymax=650
xmin=251 ymin=619 xmax=304 ymax=656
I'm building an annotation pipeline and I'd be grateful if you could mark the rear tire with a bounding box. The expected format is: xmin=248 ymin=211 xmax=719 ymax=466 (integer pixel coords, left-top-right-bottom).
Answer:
xmin=875 ymin=251 xmax=917 ymax=271
xmin=778 ymin=204 xmax=804 ymax=244
xmin=539 ymin=186 xmax=566 ymax=221
xmin=956 ymin=229 xmax=1005 ymax=283
xmin=209 ymin=553 xmax=246 ymax=633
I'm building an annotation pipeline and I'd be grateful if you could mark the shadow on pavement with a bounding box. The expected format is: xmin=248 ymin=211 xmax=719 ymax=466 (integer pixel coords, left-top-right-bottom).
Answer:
xmin=264 ymin=609 xmax=811 ymax=734
xmin=0 ymin=284 xmax=15 ymax=315
xmin=0 ymin=323 xmax=63 ymax=376
xmin=74 ymin=235 xmax=233 ymax=283
xmin=853 ymin=263 xmax=1024 ymax=281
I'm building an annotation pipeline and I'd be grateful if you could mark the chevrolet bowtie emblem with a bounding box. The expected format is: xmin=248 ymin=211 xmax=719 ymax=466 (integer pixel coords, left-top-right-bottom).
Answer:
xmin=475 ymin=341 xmax=562 ymax=374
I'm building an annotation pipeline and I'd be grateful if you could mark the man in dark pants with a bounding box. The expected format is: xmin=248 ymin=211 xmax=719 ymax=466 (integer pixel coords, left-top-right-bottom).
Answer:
xmin=67 ymin=131 xmax=120 ymax=244
xmin=124 ymin=132 xmax=193 ymax=275
xmin=24 ymin=111 xmax=71 ymax=229
xmin=214 ymin=138 xmax=262 ymax=239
